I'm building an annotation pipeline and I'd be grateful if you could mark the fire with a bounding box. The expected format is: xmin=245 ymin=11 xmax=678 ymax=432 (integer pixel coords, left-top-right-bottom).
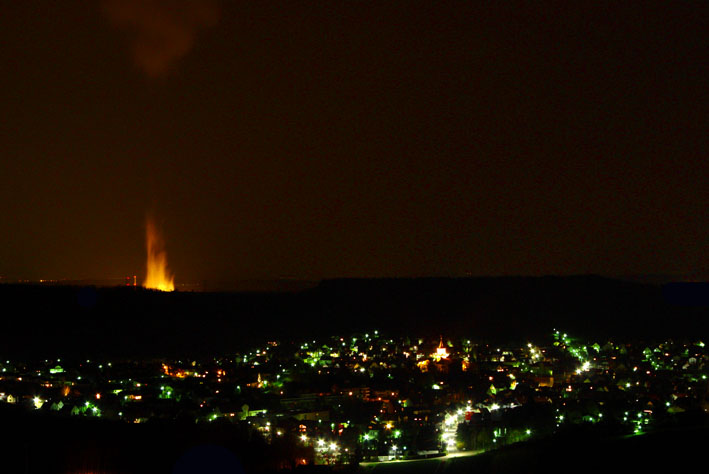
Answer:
xmin=143 ymin=217 xmax=174 ymax=291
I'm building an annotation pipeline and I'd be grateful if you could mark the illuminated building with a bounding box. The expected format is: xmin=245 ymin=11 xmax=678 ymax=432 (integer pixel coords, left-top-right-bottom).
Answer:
xmin=432 ymin=337 xmax=449 ymax=362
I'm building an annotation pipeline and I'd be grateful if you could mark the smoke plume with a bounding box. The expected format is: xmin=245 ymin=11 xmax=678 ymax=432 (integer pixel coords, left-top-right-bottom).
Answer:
xmin=144 ymin=215 xmax=175 ymax=291
xmin=103 ymin=0 xmax=218 ymax=78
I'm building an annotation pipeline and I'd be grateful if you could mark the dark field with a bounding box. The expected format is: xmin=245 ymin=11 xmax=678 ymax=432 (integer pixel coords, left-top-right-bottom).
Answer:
xmin=2 ymin=276 xmax=708 ymax=359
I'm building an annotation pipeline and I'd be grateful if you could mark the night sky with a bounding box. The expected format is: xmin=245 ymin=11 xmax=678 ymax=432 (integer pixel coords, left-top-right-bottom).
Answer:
xmin=1 ymin=1 xmax=707 ymax=284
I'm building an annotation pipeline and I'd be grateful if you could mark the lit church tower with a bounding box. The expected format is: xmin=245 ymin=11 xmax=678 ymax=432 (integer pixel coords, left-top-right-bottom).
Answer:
xmin=433 ymin=336 xmax=449 ymax=361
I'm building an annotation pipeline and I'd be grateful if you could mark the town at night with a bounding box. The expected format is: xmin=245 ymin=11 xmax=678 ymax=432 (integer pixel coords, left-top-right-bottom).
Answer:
xmin=0 ymin=279 xmax=708 ymax=472
xmin=2 ymin=0 xmax=707 ymax=472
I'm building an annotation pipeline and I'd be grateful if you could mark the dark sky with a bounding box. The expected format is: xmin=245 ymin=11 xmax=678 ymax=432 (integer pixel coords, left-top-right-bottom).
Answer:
xmin=1 ymin=1 xmax=707 ymax=283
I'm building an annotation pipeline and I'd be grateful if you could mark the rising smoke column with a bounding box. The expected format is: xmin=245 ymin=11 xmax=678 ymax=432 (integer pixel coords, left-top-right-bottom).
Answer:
xmin=144 ymin=216 xmax=174 ymax=291
xmin=102 ymin=0 xmax=219 ymax=78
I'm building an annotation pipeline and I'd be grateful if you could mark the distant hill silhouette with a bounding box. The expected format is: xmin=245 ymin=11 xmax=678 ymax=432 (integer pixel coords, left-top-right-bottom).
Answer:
xmin=1 ymin=276 xmax=707 ymax=359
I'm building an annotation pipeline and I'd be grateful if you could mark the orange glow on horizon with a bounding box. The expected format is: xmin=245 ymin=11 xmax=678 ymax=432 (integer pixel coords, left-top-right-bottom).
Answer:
xmin=143 ymin=217 xmax=174 ymax=292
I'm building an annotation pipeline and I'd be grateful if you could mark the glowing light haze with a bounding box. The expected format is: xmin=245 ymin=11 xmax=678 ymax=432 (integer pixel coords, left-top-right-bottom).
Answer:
xmin=0 ymin=3 xmax=706 ymax=282
xmin=144 ymin=216 xmax=175 ymax=292
xmin=102 ymin=0 xmax=219 ymax=78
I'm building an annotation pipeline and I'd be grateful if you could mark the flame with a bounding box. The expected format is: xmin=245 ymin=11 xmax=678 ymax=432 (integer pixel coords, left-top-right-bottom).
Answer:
xmin=143 ymin=217 xmax=174 ymax=291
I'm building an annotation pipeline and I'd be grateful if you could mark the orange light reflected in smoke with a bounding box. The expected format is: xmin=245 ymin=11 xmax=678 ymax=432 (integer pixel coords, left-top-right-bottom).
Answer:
xmin=143 ymin=217 xmax=174 ymax=292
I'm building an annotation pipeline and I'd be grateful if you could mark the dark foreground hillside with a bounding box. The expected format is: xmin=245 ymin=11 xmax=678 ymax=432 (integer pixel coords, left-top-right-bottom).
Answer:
xmin=362 ymin=425 xmax=709 ymax=474
xmin=0 ymin=402 xmax=311 ymax=474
